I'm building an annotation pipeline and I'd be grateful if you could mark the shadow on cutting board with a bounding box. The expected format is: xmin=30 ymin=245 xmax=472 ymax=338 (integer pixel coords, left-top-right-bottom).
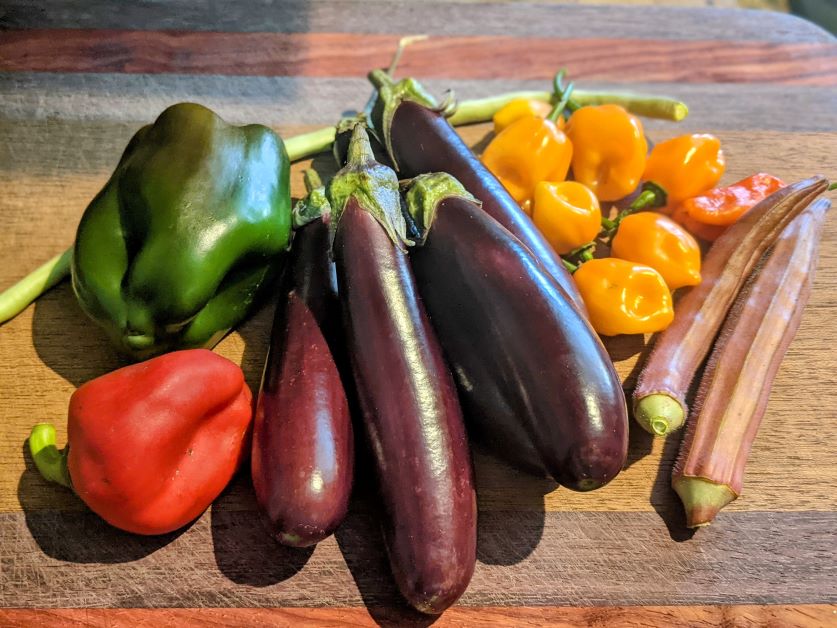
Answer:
xmin=17 ymin=442 xmax=185 ymax=562
xmin=31 ymin=282 xmax=125 ymax=387
xmin=209 ymin=471 xmax=314 ymax=587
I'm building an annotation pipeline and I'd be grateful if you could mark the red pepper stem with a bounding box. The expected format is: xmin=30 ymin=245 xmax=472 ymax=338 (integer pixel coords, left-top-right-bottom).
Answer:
xmin=28 ymin=423 xmax=72 ymax=489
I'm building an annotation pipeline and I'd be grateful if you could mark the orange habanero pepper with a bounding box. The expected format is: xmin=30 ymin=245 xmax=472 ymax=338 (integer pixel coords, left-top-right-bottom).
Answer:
xmin=532 ymin=181 xmax=601 ymax=254
xmin=683 ymin=172 xmax=786 ymax=226
xmin=611 ymin=212 xmax=701 ymax=290
xmin=644 ymin=133 xmax=725 ymax=205
xmin=492 ymin=98 xmax=557 ymax=134
xmin=565 ymin=104 xmax=648 ymax=202
xmin=573 ymin=258 xmax=674 ymax=336
xmin=481 ymin=112 xmax=572 ymax=211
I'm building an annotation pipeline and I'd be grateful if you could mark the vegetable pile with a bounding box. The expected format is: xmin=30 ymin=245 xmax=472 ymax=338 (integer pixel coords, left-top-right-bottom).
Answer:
xmin=1 ymin=39 xmax=833 ymax=615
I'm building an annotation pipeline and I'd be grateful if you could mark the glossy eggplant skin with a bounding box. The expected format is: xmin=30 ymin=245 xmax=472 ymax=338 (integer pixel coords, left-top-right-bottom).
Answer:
xmin=410 ymin=196 xmax=628 ymax=490
xmin=389 ymin=100 xmax=587 ymax=315
xmin=334 ymin=198 xmax=476 ymax=615
xmin=251 ymin=220 xmax=353 ymax=548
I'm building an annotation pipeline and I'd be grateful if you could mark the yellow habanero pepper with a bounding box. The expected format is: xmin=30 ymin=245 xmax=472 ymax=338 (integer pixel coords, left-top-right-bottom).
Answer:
xmin=611 ymin=212 xmax=701 ymax=290
xmin=643 ymin=133 xmax=725 ymax=204
xmin=532 ymin=181 xmax=601 ymax=254
xmin=482 ymin=90 xmax=573 ymax=211
xmin=573 ymin=258 xmax=674 ymax=336
xmin=492 ymin=98 xmax=557 ymax=134
xmin=565 ymin=104 xmax=648 ymax=202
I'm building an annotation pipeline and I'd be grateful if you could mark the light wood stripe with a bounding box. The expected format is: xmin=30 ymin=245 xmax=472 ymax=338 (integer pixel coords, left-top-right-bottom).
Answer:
xmin=1 ymin=30 xmax=835 ymax=85
xmin=0 ymin=605 xmax=834 ymax=627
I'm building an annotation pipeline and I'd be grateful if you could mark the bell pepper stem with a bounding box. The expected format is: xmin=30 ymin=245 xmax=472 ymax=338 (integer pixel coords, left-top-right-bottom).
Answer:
xmin=633 ymin=393 xmax=685 ymax=436
xmin=0 ymin=247 xmax=72 ymax=325
xmin=672 ymin=476 xmax=736 ymax=528
xmin=28 ymin=423 xmax=72 ymax=489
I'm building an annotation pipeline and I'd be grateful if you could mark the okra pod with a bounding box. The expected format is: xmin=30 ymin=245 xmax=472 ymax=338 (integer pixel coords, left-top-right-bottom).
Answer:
xmin=673 ymin=197 xmax=830 ymax=527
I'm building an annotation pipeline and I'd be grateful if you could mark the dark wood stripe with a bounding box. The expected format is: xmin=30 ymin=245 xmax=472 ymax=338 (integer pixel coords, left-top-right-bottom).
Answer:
xmin=1 ymin=1 xmax=833 ymax=43
xmin=0 ymin=605 xmax=834 ymax=627
xmin=1 ymin=30 xmax=835 ymax=85
xmin=2 ymin=506 xmax=835 ymax=608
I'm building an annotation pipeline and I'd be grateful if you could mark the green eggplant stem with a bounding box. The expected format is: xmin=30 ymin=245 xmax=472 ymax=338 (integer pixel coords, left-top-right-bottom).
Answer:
xmin=0 ymin=248 xmax=72 ymax=325
xmin=672 ymin=476 xmax=736 ymax=528
xmin=633 ymin=393 xmax=685 ymax=436
xmin=448 ymin=89 xmax=689 ymax=126
xmin=28 ymin=423 xmax=72 ymax=489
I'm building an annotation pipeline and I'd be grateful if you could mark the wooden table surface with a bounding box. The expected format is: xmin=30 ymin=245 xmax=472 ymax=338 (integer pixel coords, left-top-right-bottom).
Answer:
xmin=1 ymin=2 xmax=836 ymax=626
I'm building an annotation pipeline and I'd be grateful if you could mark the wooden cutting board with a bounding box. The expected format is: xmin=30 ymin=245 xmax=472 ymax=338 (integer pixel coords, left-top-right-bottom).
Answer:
xmin=1 ymin=2 xmax=835 ymax=625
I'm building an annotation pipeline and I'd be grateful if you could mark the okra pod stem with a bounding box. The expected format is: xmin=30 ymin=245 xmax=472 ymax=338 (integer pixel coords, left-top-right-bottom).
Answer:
xmin=633 ymin=176 xmax=829 ymax=436
xmin=673 ymin=197 xmax=830 ymax=527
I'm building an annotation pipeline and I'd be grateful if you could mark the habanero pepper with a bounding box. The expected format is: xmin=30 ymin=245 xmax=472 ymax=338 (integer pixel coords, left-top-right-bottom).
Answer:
xmin=481 ymin=83 xmax=574 ymax=213
xmin=565 ymin=104 xmax=648 ymax=202
xmin=532 ymin=181 xmax=601 ymax=255
xmin=28 ymin=349 xmax=253 ymax=535
xmin=492 ymin=98 xmax=557 ymax=134
xmin=684 ymin=172 xmax=786 ymax=225
xmin=644 ymin=133 xmax=725 ymax=205
xmin=611 ymin=212 xmax=702 ymax=290
xmin=573 ymin=258 xmax=674 ymax=336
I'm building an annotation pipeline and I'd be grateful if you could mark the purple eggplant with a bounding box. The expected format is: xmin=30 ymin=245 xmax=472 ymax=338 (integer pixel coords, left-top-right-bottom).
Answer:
xmin=251 ymin=175 xmax=353 ymax=548
xmin=329 ymin=125 xmax=476 ymax=614
xmin=403 ymin=174 xmax=628 ymax=490
xmin=368 ymin=70 xmax=587 ymax=316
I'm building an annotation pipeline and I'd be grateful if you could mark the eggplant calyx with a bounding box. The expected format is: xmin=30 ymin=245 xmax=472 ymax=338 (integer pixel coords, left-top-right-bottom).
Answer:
xmin=327 ymin=124 xmax=409 ymax=249
xmin=402 ymin=173 xmax=479 ymax=244
xmin=367 ymin=69 xmax=441 ymax=170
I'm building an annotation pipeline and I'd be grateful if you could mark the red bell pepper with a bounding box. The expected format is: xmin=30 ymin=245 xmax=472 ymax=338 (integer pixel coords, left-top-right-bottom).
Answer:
xmin=28 ymin=349 xmax=253 ymax=535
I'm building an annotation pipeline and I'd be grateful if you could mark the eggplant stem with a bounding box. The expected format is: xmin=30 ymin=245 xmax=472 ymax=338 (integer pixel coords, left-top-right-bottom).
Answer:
xmin=672 ymin=476 xmax=736 ymax=528
xmin=28 ymin=424 xmax=72 ymax=489
xmin=0 ymin=247 xmax=72 ymax=326
xmin=633 ymin=394 xmax=685 ymax=436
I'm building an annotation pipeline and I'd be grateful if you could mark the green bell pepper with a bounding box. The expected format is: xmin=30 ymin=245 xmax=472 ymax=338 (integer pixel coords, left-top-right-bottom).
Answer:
xmin=71 ymin=102 xmax=291 ymax=359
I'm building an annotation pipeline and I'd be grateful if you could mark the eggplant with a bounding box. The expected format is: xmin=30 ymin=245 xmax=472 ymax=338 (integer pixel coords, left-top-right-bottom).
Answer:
xmin=330 ymin=125 xmax=476 ymax=614
xmin=251 ymin=185 xmax=353 ymax=547
xmin=404 ymin=174 xmax=628 ymax=490
xmin=368 ymin=70 xmax=587 ymax=316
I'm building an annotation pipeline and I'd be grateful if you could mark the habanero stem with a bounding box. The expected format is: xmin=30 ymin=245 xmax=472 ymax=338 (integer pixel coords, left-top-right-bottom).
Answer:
xmin=0 ymin=87 xmax=689 ymax=325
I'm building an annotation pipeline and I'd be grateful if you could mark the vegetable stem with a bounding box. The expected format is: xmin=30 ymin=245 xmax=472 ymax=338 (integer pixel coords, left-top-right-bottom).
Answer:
xmin=28 ymin=423 xmax=71 ymax=488
xmin=0 ymin=247 xmax=72 ymax=325
xmin=448 ymin=89 xmax=689 ymax=126
xmin=672 ymin=476 xmax=736 ymax=528
xmin=633 ymin=393 xmax=685 ymax=435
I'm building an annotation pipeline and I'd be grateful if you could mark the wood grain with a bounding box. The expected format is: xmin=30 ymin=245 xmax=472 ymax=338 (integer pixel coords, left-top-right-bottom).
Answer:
xmin=1 ymin=605 xmax=835 ymax=627
xmin=2 ymin=508 xmax=836 ymax=608
xmin=2 ymin=30 xmax=836 ymax=85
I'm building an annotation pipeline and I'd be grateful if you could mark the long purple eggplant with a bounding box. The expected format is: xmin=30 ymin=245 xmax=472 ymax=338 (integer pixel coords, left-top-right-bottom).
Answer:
xmin=404 ymin=173 xmax=628 ymax=490
xmin=329 ymin=124 xmax=476 ymax=614
xmin=251 ymin=177 xmax=353 ymax=548
xmin=368 ymin=70 xmax=587 ymax=316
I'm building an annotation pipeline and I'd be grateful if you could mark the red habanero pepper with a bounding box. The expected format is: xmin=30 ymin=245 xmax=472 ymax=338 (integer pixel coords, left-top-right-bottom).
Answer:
xmin=28 ymin=349 xmax=253 ymax=535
